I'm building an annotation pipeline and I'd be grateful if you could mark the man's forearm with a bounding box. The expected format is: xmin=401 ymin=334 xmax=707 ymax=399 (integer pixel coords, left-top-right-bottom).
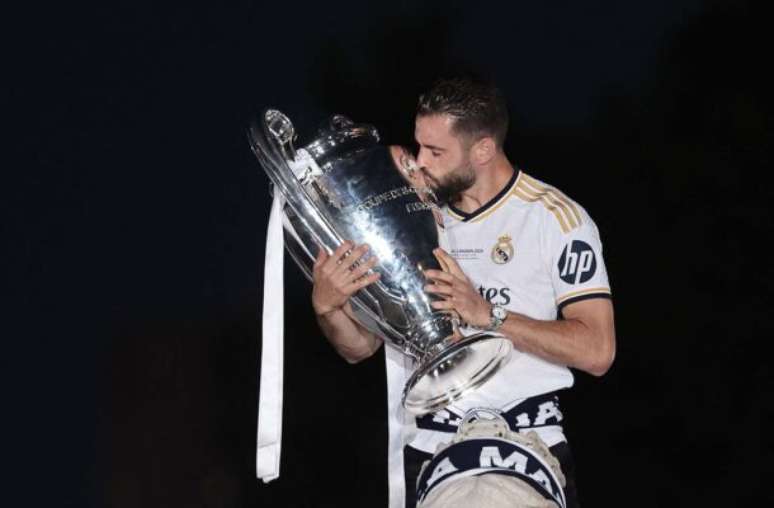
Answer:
xmin=498 ymin=300 xmax=615 ymax=376
xmin=316 ymin=304 xmax=382 ymax=363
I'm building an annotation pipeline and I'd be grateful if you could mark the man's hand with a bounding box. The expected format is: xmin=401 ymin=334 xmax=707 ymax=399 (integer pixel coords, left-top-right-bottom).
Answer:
xmin=423 ymin=247 xmax=491 ymax=329
xmin=312 ymin=241 xmax=381 ymax=316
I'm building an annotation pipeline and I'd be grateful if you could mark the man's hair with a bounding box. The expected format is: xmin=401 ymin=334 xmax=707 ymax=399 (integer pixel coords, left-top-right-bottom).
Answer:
xmin=417 ymin=77 xmax=509 ymax=148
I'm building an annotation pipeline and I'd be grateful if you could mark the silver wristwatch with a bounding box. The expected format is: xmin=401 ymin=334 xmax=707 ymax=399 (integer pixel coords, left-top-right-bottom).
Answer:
xmin=487 ymin=304 xmax=508 ymax=331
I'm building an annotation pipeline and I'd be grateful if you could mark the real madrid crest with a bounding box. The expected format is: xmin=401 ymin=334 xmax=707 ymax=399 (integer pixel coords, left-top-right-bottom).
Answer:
xmin=491 ymin=234 xmax=514 ymax=264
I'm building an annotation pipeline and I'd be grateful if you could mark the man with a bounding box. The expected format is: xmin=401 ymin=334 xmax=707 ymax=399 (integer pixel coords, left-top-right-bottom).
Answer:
xmin=311 ymin=77 xmax=616 ymax=507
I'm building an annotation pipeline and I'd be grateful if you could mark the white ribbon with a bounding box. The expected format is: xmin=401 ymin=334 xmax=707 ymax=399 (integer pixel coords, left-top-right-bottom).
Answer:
xmin=256 ymin=189 xmax=285 ymax=482
xmin=386 ymin=345 xmax=415 ymax=508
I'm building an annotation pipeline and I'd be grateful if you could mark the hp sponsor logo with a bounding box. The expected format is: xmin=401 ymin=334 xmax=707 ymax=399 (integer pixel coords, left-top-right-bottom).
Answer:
xmin=557 ymin=240 xmax=596 ymax=284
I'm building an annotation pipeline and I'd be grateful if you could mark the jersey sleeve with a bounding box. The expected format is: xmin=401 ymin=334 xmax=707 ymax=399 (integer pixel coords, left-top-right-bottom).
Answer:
xmin=544 ymin=204 xmax=612 ymax=313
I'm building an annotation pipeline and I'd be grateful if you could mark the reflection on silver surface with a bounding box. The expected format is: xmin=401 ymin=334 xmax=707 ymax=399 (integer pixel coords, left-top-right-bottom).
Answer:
xmin=248 ymin=109 xmax=511 ymax=414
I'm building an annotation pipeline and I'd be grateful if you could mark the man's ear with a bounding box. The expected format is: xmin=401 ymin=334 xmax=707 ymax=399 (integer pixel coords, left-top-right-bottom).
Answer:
xmin=471 ymin=137 xmax=496 ymax=165
xmin=389 ymin=145 xmax=427 ymax=191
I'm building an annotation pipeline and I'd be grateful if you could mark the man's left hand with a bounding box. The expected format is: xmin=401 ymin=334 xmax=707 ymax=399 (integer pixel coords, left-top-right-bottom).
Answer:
xmin=424 ymin=247 xmax=491 ymax=329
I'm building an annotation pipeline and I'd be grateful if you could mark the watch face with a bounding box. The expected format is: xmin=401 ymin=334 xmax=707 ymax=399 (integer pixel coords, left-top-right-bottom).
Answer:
xmin=493 ymin=305 xmax=507 ymax=320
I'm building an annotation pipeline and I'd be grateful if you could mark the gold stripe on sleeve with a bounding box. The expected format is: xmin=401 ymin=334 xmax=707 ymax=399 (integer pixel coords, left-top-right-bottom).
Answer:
xmin=513 ymin=182 xmax=577 ymax=233
xmin=514 ymin=174 xmax=583 ymax=232
xmin=556 ymin=287 xmax=611 ymax=305
xmin=512 ymin=186 xmax=571 ymax=233
xmin=516 ymin=182 xmax=577 ymax=229
xmin=531 ymin=177 xmax=583 ymax=226
xmin=518 ymin=176 xmax=580 ymax=230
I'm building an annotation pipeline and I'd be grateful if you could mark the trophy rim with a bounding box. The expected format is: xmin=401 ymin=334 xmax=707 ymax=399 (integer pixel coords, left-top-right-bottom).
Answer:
xmin=401 ymin=333 xmax=513 ymax=415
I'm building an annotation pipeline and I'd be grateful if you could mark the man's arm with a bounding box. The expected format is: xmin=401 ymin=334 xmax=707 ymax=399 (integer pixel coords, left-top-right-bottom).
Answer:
xmin=493 ymin=298 xmax=615 ymax=376
xmin=311 ymin=147 xmax=429 ymax=364
xmin=424 ymin=248 xmax=616 ymax=377
xmin=312 ymin=241 xmax=383 ymax=363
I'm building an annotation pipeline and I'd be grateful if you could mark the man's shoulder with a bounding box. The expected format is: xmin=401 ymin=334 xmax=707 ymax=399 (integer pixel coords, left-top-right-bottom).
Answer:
xmin=510 ymin=171 xmax=590 ymax=235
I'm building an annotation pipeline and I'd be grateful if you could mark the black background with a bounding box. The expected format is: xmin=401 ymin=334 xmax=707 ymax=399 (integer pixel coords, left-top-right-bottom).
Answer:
xmin=5 ymin=0 xmax=772 ymax=506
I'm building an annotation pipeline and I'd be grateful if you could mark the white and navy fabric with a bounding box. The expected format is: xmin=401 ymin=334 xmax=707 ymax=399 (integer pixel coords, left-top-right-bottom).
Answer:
xmin=415 ymin=392 xmax=563 ymax=435
xmin=416 ymin=437 xmax=566 ymax=508
xmin=402 ymin=395 xmax=580 ymax=508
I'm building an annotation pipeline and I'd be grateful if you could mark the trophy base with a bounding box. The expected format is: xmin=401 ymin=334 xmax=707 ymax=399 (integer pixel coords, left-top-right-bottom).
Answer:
xmin=402 ymin=333 xmax=513 ymax=415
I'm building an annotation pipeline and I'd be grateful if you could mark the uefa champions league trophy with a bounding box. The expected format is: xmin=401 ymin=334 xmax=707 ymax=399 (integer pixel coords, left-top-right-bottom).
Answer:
xmin=248 ymin=109 xmax=511 ymax=414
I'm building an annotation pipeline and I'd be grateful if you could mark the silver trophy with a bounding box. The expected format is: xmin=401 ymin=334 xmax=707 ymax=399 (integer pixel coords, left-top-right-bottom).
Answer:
xmin=248 ymin=109 xmax=511 ymax=414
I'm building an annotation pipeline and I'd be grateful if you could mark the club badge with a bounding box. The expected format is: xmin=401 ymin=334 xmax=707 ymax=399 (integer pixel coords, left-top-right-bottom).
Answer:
xmin=491 ymin=234 xmax=514 ymax=265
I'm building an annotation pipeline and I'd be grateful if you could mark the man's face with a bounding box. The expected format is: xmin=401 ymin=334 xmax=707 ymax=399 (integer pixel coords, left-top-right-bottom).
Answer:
xmin=414 ymin=114 xmax=476 ymax=206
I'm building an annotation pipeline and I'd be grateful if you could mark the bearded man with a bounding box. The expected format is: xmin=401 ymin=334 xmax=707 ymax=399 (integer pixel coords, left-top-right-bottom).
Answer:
xmin=311 ymin=77 xmax=616 ymax=507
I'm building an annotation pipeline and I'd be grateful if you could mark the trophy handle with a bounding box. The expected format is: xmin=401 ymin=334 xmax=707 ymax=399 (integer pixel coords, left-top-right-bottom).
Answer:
xmin=248 ymin=111 xmax=343 ymax=253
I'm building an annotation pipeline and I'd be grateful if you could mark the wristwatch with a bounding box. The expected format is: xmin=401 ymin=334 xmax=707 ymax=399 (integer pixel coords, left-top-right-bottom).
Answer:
xmin=487 ymin=304 xmax=508 ymax=331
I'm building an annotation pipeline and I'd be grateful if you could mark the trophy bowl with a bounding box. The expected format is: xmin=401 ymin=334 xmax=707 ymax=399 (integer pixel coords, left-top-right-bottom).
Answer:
xmin=248 ymin=109 xmax=511 ymax=414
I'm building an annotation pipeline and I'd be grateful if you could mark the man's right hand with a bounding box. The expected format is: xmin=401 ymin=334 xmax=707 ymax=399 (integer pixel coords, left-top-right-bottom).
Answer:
xmin=311 ymin=241 xmax=381 ymax=316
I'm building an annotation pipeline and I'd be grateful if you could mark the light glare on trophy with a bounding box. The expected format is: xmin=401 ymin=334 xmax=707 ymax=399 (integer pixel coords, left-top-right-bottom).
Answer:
xmin=248 ymin=110 xmax=512 ymax=414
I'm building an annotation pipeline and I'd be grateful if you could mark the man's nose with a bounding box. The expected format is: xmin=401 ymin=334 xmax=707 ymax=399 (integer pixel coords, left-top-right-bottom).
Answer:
xmin=416 ymin=149 xmax=429 ymax=169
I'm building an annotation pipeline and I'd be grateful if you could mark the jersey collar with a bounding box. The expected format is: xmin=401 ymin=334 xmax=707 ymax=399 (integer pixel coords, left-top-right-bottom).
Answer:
xmin=447 ymin=169 xmax=520 ymax=222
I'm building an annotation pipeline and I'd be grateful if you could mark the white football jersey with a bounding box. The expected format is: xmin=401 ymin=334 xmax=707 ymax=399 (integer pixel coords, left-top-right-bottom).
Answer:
xmin=407 ymin=170 xmax=612 ymax=452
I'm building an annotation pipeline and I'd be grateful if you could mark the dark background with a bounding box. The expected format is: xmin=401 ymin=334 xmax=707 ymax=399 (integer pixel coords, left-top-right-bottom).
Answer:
xmin=5 ymin=0 xmax=772 ymax=506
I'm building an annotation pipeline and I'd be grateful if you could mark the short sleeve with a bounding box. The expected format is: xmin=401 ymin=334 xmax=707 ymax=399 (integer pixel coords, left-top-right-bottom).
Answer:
xmin=546 ymin=206 xmax=612 ymax=313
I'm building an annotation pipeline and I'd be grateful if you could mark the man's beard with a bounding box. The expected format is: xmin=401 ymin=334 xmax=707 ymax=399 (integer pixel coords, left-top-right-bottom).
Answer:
xmin=423 ymin=163 xmax=476 ymax=207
